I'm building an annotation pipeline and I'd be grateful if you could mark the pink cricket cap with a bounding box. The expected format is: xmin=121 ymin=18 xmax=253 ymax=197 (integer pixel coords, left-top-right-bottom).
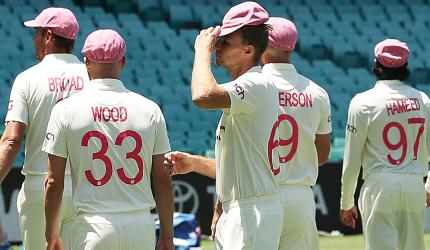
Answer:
xmin=266 ymin=17 xmax=297 ymax=51
xmin=374 ymin=39 xmax=409 ymax=68
xmin=82 ymin=29 xmax=126 ymax=64
xmin=24 ymin=7 xmax=79 ymax=40
xmin=219 ymin=1 xmax=269 ymax=37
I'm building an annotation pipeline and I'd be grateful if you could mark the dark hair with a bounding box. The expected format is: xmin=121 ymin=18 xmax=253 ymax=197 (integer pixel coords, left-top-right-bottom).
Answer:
xmin=372 ymin=60 xmax=409 ymax=81
xmin=238 ymin=24 xmax=270 ymax=64
xmin=42 ymin=29 xmax=75 ymax=53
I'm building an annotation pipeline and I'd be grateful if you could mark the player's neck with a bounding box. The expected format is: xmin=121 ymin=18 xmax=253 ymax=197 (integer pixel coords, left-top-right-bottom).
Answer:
xmin=226 ymin=62 xmax=257 ymax=80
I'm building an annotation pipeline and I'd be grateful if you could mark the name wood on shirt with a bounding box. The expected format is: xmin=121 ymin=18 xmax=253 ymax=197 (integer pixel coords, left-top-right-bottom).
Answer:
xmin=386 ymin=98 xmax=420 ymax=116
xmin=48 ymin=76 xmax=84 ymax=92
xmin=278 ymin=91 xmax=313 ymax=108
xmin=91 ymin=106 xmax=128 ymax=122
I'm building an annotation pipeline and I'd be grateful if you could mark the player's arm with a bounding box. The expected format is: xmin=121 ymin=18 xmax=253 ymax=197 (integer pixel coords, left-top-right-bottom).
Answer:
xmin=191 ymin=26 xmax=231 ymax=109
xmin=314 ymin=133 xmax=330 ymax=166
xmin=165 ymin=151 xmax=216 ymax=179
xmin=44 ymin=154 xmax=66 ymax=249
xmin=0 ymin=121 xmax=26 ymax=183
xmin=152 ymin=153 xmax=174 ymax=249
xmin=339 ymin=98 xmax=367 ymax=229
xmin=315 ymin=92 xmax=332 ymax=166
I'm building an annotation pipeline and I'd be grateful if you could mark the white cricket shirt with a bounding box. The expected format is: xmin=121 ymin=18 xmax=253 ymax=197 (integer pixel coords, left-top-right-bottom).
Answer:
xmin=42 ymin=79 xmax=170 ymax=213
xmin=6 ymin=54 xmax=89 ymax=176
xmin=341 ymin=80 xmax=430 ymax=210
xmin=215 ymin=66 xmax=280 ymax=204
xmin=262 ymin=63 xmax=332 ymax=186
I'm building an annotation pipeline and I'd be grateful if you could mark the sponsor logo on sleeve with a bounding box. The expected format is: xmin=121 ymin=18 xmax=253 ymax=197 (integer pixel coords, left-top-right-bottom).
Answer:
xmin=8 ymin=100 xmax=13 ymax=110
xmin=346 ymin=124 xmax=357 ymax=133
xmin=233 ymin=83 xmax=245 ymax=100
xmin=45 ymin=132 xmax=55 ymax=141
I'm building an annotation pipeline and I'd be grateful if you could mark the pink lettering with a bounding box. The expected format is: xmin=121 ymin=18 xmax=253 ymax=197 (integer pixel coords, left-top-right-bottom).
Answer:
xmin=91 ymin=106 xmax=128 ymax=122
xmin=278 ymin=91 xmax=313 ymax=108
xmin=48 ymin=78 xmax=55 ymax=91
xmin=386 ymin=98 xmax=421 ymax=116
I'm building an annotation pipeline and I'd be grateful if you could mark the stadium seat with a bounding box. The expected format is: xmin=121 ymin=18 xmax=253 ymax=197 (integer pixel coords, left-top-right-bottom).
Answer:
xmin=169 ymin=5 xmax=194 ymax=29
xmin=333 ymin=137 xmax=346 ymax=148
xmin=264 ymin=5 xmax=288 ymax=18
xmin=328 ymin=147 xmax=344 ymax=162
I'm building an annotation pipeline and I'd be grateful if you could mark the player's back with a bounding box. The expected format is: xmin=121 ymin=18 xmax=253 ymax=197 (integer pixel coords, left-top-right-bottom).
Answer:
xmin=263 ymin=63 xmax=331 ymax=186
xmin=6 ymin=54 xmax=89 ymax=175
xmin=51 ymin=79 xmax=169 ymax=214
xmin=349 ymin=80 xmax=430 ymax=178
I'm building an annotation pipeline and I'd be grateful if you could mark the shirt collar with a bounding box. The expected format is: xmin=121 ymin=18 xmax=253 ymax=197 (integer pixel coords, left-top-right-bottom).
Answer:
xmin=89 ymin=79 xmax=127 ymax=91
xmin=246 ymin=65 xmax=262 ymax=73
xmin=262 ymin=63 xmax=297 ymax=76
xmin=375 ymin=80 xmax=403 ymax=86
xmin=41 ymin=53 xmax=81 ymax=64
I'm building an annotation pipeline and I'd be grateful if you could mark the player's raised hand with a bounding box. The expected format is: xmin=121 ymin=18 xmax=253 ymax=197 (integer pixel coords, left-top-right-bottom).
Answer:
xmin=164 ymin=151 xmax=196 ymax=176
xmin=339 ymin=206 xmax=358 ymax=229
xmin=194 ymin=26 xmax=221 ymax=53
xmin=45 ymin=236 xmax=64 ymax=250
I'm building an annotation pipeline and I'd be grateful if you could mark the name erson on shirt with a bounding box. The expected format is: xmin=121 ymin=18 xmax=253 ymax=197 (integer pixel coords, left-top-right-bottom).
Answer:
xmin=278 ymin=91 xmax=313 ymax=108
xmin=48 ymin=76 xmax=84 ymax=92
xmin=386 ymin=98 xmax=420 ymax=116
xmin=92 ymin=106 xmax=128 ymax=122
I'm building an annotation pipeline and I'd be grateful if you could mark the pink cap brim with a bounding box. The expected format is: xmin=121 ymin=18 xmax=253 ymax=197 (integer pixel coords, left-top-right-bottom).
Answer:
xmin=24 ymin=20 xmax=39 ymax=27
xmin=219 ymin=25 xmax=243 ymax=37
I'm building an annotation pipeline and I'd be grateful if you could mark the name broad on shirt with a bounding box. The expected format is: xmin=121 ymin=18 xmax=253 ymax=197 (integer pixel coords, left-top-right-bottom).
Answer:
xmin=48 ymin=76 xmax=84 ymax=92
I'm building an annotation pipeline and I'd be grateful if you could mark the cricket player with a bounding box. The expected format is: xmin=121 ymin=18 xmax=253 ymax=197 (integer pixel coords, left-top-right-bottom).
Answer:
xmin=0 ymin=8 xmax=87 ymax=250
xmin=340 ymin=39 xmax=429 ymax=250
xmin=260 ymin=17 xmax=332 ymax=250
xmin=169 ymin=2 xmax=283 ymax=249
xmin=43 ymin=29 xmax=174 ymax=250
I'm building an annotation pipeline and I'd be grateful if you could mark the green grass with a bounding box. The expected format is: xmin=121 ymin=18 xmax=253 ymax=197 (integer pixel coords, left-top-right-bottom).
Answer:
xmin=200 ymin=233 xmax=430 ymax=250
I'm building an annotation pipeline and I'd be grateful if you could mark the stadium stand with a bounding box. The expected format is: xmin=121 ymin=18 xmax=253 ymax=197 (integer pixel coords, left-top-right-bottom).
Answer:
xmin=0 ymin=0 xmax=429 ymax=164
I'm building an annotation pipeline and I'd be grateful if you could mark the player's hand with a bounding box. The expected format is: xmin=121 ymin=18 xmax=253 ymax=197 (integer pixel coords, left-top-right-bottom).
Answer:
xmin=194 ymin=26 xmax=221 ymax=54
xmin=164 ymin=151 xmax=195 ymax=175
xmin=426 ymin=192 xmax=430 ymax=207
xmin=211 ymin=203 xmax=223 ymax=239
xmin=339 ymin=206 xmax=358 ymax=229
xmin=156 ymin=236 xmax=174 ymax=250
xmin=45 ymin=235 xmax=64 ymax=250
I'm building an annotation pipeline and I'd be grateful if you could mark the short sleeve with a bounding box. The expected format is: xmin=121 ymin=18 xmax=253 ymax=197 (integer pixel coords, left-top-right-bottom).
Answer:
xmin=153 ymin=108 xmax=171 ymax=155
xmin=5 ymin=74 xmax=29 ymax=125
xmin=220 ymin=73 xmax=267 ymax=115
xmin=42 ymin=104 xmax=68 ymax=158
xmin=317 ymin=92 xmax=332 ymax=134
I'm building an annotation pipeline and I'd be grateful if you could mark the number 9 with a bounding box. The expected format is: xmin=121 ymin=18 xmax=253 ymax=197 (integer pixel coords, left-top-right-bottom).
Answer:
xmin=268 ymin=114 xmax=299 ymax=176
xmin=382 ymin=121 xmax=407 ymax=165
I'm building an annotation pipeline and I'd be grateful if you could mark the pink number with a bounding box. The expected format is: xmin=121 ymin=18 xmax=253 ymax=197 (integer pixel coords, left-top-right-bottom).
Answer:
xmin=268 ymin=114 xmax=299 ymax=176
xmin=408 ymin=118 xmax=425 ymax=160
xmin=81 ymin=130 xmax=144 ymax=186
xmin=115 ymin=130 xmax=144 ymax=185
xmin=8 ymin=100 xmax=13 ymax=110
xmin=81 ymin=131 xmax=113 ymax=186
xmin=382 ymin=118 xmax=425 ymax=165
xmin=382 ymin=122 xmax=407 ymax=165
